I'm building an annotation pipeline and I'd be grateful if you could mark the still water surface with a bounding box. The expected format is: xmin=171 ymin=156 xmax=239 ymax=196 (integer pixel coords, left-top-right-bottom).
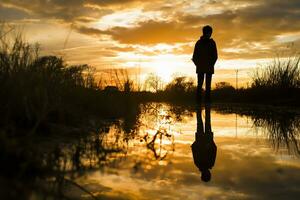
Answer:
xmin=35 ymin=103 xmax=300 ymax=200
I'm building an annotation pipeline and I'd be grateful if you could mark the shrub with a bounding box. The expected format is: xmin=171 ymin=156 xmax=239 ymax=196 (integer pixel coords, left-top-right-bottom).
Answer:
xmin=165 ymin=76 xmax=196 ymax=93
xmin=215 ymin=82 xmax=235 ymax=90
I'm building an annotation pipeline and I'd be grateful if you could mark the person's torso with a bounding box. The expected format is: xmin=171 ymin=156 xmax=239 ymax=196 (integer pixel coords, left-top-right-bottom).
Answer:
xmin=197 ymin=39 xmax=215 ymax=62
xmin=191 ymin=138 xmax=217 ymax=169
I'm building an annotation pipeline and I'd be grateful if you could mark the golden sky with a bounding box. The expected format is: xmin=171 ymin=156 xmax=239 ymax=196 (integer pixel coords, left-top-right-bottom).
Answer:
xmin=1 ymin=0 xmax=300 ymax=85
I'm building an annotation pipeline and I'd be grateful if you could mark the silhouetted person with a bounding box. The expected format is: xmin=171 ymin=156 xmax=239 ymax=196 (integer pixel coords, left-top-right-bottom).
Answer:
xmin=191 ymin=104 xmax=217 ymax=182
xmin=192 ymin=25 xmax=218 ymax=102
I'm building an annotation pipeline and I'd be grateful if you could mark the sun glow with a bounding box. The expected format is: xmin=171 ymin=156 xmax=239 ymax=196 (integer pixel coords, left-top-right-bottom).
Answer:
xmin=153 ymin=64 xmax=174 ymax=83
xmin=145 ymin=54 xmax=190 ymax=83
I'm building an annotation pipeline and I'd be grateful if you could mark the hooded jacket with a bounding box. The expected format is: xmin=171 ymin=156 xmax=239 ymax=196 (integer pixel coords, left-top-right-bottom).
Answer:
xmin=192 ymin=36 xmax=218 ymax=74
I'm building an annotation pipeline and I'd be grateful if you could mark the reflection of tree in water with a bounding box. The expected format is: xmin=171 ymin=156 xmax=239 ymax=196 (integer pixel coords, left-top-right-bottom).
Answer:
xmin=136 ymin=104 xmax=174 ymax=160
xmin=1 ymin=120 xmax=130 ymax=200
xmin=45 ymin=103 xmax=188 ymax=177
xmin=46 ymin=132 xmax=124 ymax=199
xmin=169 ymin=104 xmax=193 ymax=121
xmin=136 ymin=103 xmax=193 ymax=160
xmin=22 ymin=104 xmax=300 ymax=200
xmin=215 ymin=105 xmax=300 ymax=156
xmin=1 ymin=103 xmax=194 ymax=199
xmin=42 ymin=103 xmax=191 ymax=193
xmin=252 ymin=112 xmax=300 ymax=156
xmin=143 ymin=124 xmax=173 ymax=160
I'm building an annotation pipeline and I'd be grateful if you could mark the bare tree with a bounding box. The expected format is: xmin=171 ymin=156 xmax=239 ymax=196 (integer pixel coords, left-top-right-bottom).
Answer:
xmin=144 ymin=73 xmax=163 ymax=92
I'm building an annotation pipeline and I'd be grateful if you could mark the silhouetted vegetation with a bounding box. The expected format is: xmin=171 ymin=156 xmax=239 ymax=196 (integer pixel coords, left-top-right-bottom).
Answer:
xmin=1 ymin=26 xmax=300 ymax=199
xmin=162 ymin=76 xmax=196 ymax=102
xmin=213 ymin=104 xmax=300 ymax=156
xmin=144 ymin=54 xmax=300 ymax=105
xmin=0 ymin=33 xmax=140 ymax=137
xmin=0 ymin=32 xmax=140 ymax=199
xmin=252 ymin=55 xmax=300 ymax=89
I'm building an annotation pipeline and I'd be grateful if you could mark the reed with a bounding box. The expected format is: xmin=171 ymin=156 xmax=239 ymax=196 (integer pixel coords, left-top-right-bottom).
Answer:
xmin=252 ymin=54 xmax=300 ymax=89
xmin=0 ymin=30 xmax=108 ymax=135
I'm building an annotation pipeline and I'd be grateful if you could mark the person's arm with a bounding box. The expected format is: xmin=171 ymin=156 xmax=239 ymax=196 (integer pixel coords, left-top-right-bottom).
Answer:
xmin=211 ymin=40 xmax=218 ymax=66
xmin=192 ymin=41 xmax=200 ymax=64
xmin=209 ymin=142 xmax=217 ymax=168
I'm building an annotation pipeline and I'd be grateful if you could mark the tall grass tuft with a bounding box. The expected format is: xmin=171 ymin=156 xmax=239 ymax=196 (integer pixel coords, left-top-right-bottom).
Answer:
xmin=252 ymin=54 xmax=300 ymax=89
xmin=0 ymin=31 xmax=97 ymax=134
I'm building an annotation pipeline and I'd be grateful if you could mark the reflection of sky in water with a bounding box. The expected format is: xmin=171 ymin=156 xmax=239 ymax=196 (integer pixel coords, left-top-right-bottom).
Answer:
xmin=67 ymin=103 xmax=300 ymax=200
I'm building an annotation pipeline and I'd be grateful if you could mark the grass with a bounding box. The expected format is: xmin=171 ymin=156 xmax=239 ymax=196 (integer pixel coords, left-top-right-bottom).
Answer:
xmin=0 ymin=32 xmax=141 ymax=199
xmin=0 ymin=33 xmax=140 ymax=137
xmin=252 ymin=54 xmax=300 ymax=89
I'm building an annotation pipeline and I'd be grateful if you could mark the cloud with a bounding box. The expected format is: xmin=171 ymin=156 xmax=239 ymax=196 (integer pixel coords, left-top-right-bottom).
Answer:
xmin=1 ymin=0 xmax=109 ymax=22
xmin=0 ymin=0 xmax=163 ymax=22
xmin=78 ymin=138 xmax=300 ymax=200
xmin=102 ymin=20 xmax=199 ymax=44
xmin=0 ymin=4 xmax=29 ymax=20
xmin=75 ymin=25 xmax=107 ymax=36
xmin=1 ymin=0 xmax=300 ymax=64
xmin=70 ymin=0 xmax=300 ymax=59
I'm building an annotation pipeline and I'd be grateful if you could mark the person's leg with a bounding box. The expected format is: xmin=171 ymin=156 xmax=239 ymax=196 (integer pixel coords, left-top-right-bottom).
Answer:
xmin=196 ymin=104 xmax=204 ymax=141
xmin=204 ymin=103 xmax=212 ymax=134
xmin=197 ymin=73 xmax=204 ymax=101
xmin=205 ymin=73 xmax=212 ymax=102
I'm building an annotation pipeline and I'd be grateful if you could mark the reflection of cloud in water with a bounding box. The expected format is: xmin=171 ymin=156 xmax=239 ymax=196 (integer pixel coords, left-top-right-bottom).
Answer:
xmin=75 ymin=135 xmax=300 ymax=200
xmin=36 ymin=103 xmax=300 ymax=199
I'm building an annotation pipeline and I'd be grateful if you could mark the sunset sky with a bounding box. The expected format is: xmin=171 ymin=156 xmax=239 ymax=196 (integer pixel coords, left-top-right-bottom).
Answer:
xmin=1 ymin=0 xmax=300 ymax=86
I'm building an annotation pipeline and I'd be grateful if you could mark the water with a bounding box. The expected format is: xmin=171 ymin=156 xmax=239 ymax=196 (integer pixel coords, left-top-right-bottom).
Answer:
xmin=13 ymin=103 xmax=300 ymax=199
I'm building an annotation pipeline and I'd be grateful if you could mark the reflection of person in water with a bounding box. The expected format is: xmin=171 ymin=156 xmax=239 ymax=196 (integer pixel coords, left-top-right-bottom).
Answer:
xmin=191 ymin=104 xmax=217 ymax=182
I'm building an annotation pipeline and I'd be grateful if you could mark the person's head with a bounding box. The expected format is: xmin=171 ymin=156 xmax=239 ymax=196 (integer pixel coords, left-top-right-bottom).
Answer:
xmin=202 ymin=25 xmax=213 ymax=39
xmin=200 ymin=169 xmax=211 ymax=182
